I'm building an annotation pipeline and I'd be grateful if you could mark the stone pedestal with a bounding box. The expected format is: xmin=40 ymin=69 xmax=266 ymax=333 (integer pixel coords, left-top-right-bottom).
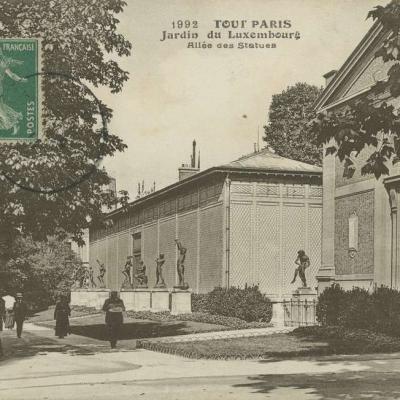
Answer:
xmin=70 ymin=289 xmax=110 ymax=309
xmin=288 ymin=287 xmax=318 ymax=326
xmin=171 ymin=289 xmax=191 ymax=315
xmin=133 ymin=289 xmax=151 ymax=311
xmin=292 ymin=287 xmax=318 ymax=301
xmin=270 ymin=301 xmax=285 ymax=327
xmin=120 ymin=289 xmax=151 ymax=311
xmin=151 ymin=289 xmax=170 ymax=312
xmin=120 ymin=290 xmax=135 ymax=310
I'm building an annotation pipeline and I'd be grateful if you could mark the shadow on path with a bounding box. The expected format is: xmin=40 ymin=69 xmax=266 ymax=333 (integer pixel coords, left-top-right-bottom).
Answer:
xmin=70 ymin=321 xmax=190 ymax=341
xmin=233 ymin=370 xmax=400 ymax=399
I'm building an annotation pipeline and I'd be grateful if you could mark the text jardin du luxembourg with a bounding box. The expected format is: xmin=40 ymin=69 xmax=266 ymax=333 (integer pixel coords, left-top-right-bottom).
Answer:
xmin=159 ymin=19 xmax=300 ymax=49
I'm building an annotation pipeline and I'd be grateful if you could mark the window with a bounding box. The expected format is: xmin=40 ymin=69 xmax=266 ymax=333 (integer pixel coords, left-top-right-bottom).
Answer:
xmin=132 ymin=232 xmax=142 ymax=263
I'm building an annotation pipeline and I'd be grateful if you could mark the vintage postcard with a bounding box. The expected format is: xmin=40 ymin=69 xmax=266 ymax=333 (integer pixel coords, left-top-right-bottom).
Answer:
xmin=1 ymin=0 xmax=399 ymax=399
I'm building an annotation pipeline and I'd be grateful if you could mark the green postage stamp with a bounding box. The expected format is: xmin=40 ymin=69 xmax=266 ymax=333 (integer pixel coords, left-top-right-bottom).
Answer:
xmin=0 ymin=38 xmax=40 ymax=141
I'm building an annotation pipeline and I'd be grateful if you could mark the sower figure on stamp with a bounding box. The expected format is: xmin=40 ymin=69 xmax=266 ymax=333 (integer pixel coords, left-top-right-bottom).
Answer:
xmin=175 ymin=239 xmax=188 ymax=289
xmin=291 ymin=250 xmax=310 ymax=287
xmin=97 ymin=259 xmax=106 ymax=288
xmin=155 ymin=253 xmax=166 ymax=288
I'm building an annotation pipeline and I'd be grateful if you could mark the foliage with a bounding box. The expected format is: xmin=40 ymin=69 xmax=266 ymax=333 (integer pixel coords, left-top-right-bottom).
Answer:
xmin=264 ymin=82 xmax=323 ymax=165
xmin=316 ymin=283 xmax=347 ymax=325
xmin=1 ymin=236 xmax=80 ymax=311
xmin=0 ymin=0 xmax=131 ymax=253
xmin=317 ymin=284 xmax=400 ymax=337
xmin=191 ymin=293 xmax=209 ymax=313
xmin=203 ymin=286 xmax=273 ymax=323
xmin=312 ymin=0 xmax=400 ymax=178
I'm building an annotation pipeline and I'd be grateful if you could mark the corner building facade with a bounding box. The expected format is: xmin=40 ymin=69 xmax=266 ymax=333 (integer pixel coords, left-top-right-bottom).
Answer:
xmin=315 ymin=22 xmax=400 ymax=292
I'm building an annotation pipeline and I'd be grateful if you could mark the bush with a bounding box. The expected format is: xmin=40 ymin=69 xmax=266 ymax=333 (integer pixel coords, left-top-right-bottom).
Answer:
xmin=317 ymin=284 xmax=400 ymax=338
xmin=316 ymin=283 xmax=346 ymax=325
xmin=370 ymin=286 xmax=400 ymax=337
xmin=203 ymin=285 xmax=272 ymax=323
xmin=191 ymin=293 xmax=208 ymax=313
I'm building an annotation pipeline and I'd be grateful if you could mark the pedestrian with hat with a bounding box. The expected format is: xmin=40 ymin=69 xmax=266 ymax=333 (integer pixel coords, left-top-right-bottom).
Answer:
xmin=13 ymin=293 xmax=27 ymax=338
xmin=54 ymin=294 xmax=71 ymax=339
xmin=3 ymin=293 xmax=15 ymax=329
xmin=102 ymin=291 xmax=125 ymax=349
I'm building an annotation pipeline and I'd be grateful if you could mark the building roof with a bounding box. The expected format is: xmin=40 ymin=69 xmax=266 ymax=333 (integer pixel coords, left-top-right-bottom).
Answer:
xmin=314 ymin=21 xmax=384 ymax=112
xmin=105 ymin=148 xmax=321 ymax=218
xmin=221 ymin=148 xmax=321 ymax=174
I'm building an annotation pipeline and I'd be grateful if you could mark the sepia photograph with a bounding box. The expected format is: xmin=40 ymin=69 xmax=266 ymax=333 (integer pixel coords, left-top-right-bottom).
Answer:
xmin=1 ymin=0 xmax=400 ymax=398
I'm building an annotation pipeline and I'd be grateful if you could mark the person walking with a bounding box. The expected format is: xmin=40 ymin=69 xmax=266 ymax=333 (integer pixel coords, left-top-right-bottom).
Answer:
xmin=13 ymin=293 xmax=27 ymax=338
xmin=3 ymin=294 xmax=15 ymax=330
xmin=0 ymin=295 xmax=5 ymax=332
xmin=102 ymin=291 xmax=125 ymax=349
xmin=54 ymin=295 xmax=71 ymax=339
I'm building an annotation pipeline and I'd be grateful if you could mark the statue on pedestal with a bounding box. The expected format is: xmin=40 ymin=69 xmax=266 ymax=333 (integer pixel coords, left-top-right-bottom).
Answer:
xmin=88 ymin=265 xmax=96 ymax=288
xmin=121 ymin=256 xmax=133 ymax=289
xmin=97 ymin=259 xmax=106 ymax=288
xmin=291 ymin=250 xmax=310 ymax=288
xmin=82 ymin=266 xmax=90 ymax=289
xmin=134 ymin=260 xmax=148 ymax=288
xmin=154 ymin=253 xmax=166 ymax=288
xmin=175 ymin=239 xmax=188 ymax=289
xmin=71 ymin=265 xmax=82 ymax=289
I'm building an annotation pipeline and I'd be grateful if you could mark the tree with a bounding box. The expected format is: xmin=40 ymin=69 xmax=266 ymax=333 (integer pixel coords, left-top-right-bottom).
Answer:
xmin=0 ymin=0 xmax=131 ymax=270
xmin=3 ymin=236 xmax=81 ymax=310
xmin=264 ymin=82 xmax=323 ymax=166
xmin=312 ymin=0 xmax=400 ymax=178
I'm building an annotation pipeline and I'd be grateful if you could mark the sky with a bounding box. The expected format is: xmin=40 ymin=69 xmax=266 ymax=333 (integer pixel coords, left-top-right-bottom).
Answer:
xmin=99 ymin=0 xmax=387 ymax=198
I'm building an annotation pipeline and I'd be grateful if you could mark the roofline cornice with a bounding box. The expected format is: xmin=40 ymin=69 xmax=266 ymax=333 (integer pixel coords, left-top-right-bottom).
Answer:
xmin=105 ymin=166 xmax=321 ymax=218
xmin=314 ymin=21 xmax=383 ymax=112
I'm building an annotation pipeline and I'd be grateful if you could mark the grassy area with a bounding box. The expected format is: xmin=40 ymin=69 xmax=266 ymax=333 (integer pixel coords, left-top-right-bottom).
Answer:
xmin=138 ymin=326 xmax=400 ymax=360
xmin=127 ymin=311 xmax=272 ymax=329
xmin=137 ymin=333 xmax=330 ymax=360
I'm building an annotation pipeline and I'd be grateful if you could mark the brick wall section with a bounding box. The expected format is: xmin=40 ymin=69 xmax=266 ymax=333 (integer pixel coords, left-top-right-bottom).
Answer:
xmin=335 ymin=190 xmax=374 ymax=275
xmin=159 ymin=217 xmax=177 ymax=287
xmin=199 ymin=204 xmax=224 ymax=293
xmin=143 ymin=223 xmax=158 ymax=287
xmin=177 ymin=211 xmax=198 ymax=290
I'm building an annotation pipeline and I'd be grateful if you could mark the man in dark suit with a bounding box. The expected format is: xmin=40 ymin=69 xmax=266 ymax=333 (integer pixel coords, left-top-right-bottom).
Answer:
xmin=13 ymin=293 xmax=27 ymax=338
xmin=102 ymin=291 xmax=125 ymax=349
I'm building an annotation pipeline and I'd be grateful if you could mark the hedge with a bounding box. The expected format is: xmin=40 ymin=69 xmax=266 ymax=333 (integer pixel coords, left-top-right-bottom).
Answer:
xmin=317 ymin=284 xmax=400 ymax=337
xmin=192 ymin=285 xmax=272 ymax=323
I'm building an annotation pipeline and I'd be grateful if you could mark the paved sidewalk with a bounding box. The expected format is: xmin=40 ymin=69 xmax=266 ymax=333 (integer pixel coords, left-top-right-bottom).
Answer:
xmin=138 ymin=325 xmax=294 ymax=343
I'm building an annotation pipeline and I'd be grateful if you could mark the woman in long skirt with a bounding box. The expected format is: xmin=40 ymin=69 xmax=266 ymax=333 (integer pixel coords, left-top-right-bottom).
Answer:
xmin=54 ymin=296 xmax=71 ymax=339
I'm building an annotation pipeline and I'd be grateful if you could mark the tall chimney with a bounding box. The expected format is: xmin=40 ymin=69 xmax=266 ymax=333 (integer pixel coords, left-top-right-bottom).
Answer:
xmin=178 ymin=140 xmax=200 ymax=181
xmin=192 ymin=140 xmax=196 ymax=168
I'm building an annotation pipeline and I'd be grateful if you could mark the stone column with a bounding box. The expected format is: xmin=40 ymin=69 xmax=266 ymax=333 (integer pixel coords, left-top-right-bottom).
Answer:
xmin=316 ymin=142 xmax=336 ymax=292
xmin=384 ymin=175 xmax=400 ymax=289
